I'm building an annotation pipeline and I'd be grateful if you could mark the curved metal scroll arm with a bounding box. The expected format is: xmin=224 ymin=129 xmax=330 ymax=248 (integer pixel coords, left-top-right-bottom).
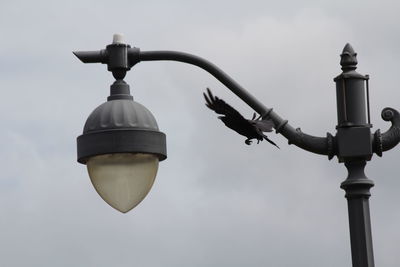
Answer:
xmin=137 ymin=50 xmax=333 ymax=157
xmin=374 ymin=107 xmax=400 ymax=156
xmin=74 ymin=47 xmax=333 ymax=157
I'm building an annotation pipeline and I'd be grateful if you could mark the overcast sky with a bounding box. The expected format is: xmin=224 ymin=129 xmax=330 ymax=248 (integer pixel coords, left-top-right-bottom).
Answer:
xmin=1 ymin=0 xmax=400 ymax=266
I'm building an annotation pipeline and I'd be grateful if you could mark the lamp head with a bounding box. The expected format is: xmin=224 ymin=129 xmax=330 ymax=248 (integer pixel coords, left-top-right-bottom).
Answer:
xmin=77 ymin=80 xmax=166 ymax=213
xmin=75 ymin=35 xmax=166 ymax=212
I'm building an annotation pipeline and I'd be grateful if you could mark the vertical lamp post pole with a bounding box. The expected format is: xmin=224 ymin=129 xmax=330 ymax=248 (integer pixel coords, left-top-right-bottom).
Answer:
xmin=74 ymin=35 xmax=400 ymax=266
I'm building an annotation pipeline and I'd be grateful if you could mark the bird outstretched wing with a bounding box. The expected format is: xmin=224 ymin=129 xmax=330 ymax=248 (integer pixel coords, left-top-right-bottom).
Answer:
xmin=203 ymin=88 xmax=278 ymax=148
xmin=203 ymin=88 xmax=245 ymax=121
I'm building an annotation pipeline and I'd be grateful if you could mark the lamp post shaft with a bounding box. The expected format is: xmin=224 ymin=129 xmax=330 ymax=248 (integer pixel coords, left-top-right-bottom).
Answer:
xmin=347 ymin=197 xmax=374 ymax=266
xmin=341 ymin=161 xmax=375 ymax=267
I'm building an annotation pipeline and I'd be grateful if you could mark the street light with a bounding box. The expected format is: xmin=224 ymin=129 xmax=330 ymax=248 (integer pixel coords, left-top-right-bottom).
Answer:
xmin=75 ymin=35 xmax=166 ymax=213
xmin=74 ymin=34 xmax=400 ymax=267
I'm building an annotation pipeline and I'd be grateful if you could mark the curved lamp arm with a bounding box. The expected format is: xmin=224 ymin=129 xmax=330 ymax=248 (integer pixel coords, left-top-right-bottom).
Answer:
xmin=137 ymin=50 xmax=332 ymax=157
xmin=74 ymin=45 xmax=333 ymax=157
xmin=374 ymin=107 xmax=400 ymax=156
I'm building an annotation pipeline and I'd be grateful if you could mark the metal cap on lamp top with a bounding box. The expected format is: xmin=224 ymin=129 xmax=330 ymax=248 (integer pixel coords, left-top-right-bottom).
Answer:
xmin=77 ymin=80 xmax=167 ymax=164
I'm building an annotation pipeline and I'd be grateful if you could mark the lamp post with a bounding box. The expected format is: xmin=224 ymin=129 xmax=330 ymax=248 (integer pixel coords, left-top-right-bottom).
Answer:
xmin=74 ymin=34 xmax=400 ymax=267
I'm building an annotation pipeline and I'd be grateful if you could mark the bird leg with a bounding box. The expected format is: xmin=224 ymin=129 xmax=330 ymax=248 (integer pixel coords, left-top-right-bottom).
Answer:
xmin=251 ymin=112 xmax=262 ymax=121
xmin=245 ymin=139 xmax=252 ymax=145
xmin=251 ymin=113 xmax=263 ymax=121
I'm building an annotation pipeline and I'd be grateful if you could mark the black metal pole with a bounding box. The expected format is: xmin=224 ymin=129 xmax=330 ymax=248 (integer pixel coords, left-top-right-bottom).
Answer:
xmin=341 ymin=161 xmax=375 ymax=267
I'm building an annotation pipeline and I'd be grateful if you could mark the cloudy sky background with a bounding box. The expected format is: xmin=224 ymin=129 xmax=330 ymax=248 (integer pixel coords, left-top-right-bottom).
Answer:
xmin=1 ymin=0 xmax=400 ymax=266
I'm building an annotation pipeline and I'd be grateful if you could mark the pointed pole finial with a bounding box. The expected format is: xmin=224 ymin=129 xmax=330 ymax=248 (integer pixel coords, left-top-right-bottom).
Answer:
xmin=340 ymin=43 xmax=358 ymax=71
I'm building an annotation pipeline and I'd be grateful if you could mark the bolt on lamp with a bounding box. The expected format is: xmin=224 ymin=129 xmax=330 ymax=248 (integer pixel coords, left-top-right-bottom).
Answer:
xmin=75 ymin=34 xmax=400 ymax=267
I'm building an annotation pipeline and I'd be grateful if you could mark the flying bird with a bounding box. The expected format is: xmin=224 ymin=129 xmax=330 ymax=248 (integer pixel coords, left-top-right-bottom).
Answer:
xmin=203 ymin=88 xmax=279 ymax=148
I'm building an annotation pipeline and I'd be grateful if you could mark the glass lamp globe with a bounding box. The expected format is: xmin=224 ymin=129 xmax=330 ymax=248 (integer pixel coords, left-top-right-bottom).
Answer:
xmin=87 ymin=153 xmax=159 ymax=213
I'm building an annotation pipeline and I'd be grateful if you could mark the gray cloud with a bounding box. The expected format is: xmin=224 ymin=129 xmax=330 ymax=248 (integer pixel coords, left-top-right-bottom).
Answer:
xmin=0 ymin=1 xmax=399 ymax=266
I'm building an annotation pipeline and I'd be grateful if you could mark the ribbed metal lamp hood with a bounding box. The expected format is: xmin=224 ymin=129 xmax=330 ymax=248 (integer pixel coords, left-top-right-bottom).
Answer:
xmin=77 ymin=81 xmax=167 ymax=164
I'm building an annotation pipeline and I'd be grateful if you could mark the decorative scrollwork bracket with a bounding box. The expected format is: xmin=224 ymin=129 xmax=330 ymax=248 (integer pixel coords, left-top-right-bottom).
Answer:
xmin=373 ymin=107 xmax=400 ymax=156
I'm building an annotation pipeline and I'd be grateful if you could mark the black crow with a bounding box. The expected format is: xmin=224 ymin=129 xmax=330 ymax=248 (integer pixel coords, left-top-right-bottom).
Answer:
xmin=203 ymin=88 xmax=279 ymax=148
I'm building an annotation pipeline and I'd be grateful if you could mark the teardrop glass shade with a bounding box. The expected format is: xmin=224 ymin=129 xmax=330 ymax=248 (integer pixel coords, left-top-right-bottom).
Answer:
xmin=87 ymin=153 xmax=159 ymax=213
